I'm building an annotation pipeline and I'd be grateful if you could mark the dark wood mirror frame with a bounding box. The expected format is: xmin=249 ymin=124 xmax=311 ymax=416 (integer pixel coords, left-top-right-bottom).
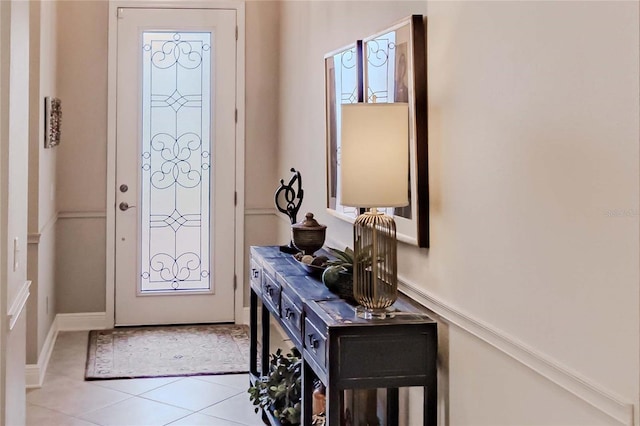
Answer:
xmin=325 ymin=15 xmax=428 ymax=247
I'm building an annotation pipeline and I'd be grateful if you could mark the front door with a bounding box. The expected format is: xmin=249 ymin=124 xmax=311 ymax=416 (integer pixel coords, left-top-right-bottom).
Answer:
xmin=115 ymin=8 xmax=236 ymax=325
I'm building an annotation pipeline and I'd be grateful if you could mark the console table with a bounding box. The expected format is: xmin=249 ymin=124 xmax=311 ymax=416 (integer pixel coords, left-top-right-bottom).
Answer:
xmin=249 ymin=245 xmax=437 ymax=425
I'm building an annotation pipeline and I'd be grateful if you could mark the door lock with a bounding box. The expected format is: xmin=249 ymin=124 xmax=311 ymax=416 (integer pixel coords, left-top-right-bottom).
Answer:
xmin=119 ymin=184 xmax=129 ymax=193
xmin=119 ymin=202 xmax=135 ymax=211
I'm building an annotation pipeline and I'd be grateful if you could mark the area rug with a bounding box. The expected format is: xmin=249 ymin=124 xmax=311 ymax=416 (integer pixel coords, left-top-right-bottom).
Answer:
xmin=85 ymin=324 xmax=250 ymax=380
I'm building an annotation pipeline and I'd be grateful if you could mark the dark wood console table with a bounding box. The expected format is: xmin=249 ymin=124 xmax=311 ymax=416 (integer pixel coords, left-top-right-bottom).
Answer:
xmin=249 ymin=246 xmax=437 ymax=425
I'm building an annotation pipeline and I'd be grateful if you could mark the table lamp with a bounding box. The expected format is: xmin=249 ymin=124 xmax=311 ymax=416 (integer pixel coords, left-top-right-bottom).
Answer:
xmin=340 ymin=102 xmax=409 ymax=319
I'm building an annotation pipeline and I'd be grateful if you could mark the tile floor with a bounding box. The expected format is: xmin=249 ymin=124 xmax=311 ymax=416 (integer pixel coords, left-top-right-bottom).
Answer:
xmin=26 ymin=329 xmax=287 ymax=426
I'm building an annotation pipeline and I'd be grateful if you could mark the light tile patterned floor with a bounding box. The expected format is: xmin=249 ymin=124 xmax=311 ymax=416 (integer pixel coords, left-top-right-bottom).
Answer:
xmin=26 ymin=330 xmax=284 ymax=426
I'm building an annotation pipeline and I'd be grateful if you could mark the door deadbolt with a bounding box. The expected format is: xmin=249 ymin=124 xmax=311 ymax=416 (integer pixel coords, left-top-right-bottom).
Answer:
xmin=119 ymin=184 xmax=128 ymax=193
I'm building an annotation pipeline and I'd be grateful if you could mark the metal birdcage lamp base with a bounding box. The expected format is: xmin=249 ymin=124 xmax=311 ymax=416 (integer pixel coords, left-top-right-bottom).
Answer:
xmin=352 ymin=208 xmax=398 ymax=319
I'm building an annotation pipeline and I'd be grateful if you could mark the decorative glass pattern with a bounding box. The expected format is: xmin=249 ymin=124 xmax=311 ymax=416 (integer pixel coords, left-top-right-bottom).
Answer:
xmin=365 ymin=30 xmax=413 ymax=219
xmin=140 ymin=32 xmax=212 ymax=292
xmin=365 ymin=31 xmax=396 ymax=103
xmin=328 ymin=46 xmax=360 ymax=218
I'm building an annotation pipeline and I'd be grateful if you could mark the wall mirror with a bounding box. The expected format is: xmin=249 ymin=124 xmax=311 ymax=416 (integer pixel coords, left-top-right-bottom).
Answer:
xmin=364 ymin=15 xmax=428 ymax=247
xmin=325 ymin=15 xmax=428 ymax=247
xmin=325 ymin=41 xmax=363 ymax=221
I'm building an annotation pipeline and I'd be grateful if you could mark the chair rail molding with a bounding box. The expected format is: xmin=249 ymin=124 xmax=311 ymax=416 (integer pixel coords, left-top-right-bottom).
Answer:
xmin=58 ymin=211 xmax=107 ymax=220
xmin=398 ymin=279 xmax=635 ymax=426
xmin=27 ymin=211 xmax=59 ymax=244
xmin=7 ymin=280 xmax=30 ymax=330
xmin=27 ymin=233 xmax=40 ymax=245
xmin=245 ymin=208 xmax=277 ymax=216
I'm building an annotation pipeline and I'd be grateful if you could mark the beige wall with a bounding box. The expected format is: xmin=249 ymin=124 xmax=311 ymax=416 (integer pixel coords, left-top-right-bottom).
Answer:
xmin=244 ymin=0 xmax=282 ymax=304
xmin=56 ymin=1 xmax=107 ymax=214
xmin=246 ymin=1 xmax=280 ymax=210
xmin=50 ymin=1 xmax=640 ymax=422
xmin=276 ymin=1 xmax=639 ymax=424
xmin=55 ymin=1 xmax=283 ymax=315
xmin=426 ymin=1 xmax=638 ymax=411
xmin=55 ymin=0 xmax=108 ymax=313
xmin=56 ymin=217 xmax=106 ymax=313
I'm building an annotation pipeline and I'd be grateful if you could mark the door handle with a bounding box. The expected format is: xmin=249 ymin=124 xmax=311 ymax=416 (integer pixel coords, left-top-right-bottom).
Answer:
xmin=119 ymin=202 xmax=136 ymax=211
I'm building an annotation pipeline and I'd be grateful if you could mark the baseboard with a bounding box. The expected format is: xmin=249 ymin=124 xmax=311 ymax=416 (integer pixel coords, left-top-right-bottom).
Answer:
xmin=242 ymin=307 xmax=250 ymax=325
xmin=398 ymin=280 xmax=635 ymax=426
xmin=56 ymin=312 xmax=109 ymax=332
xmin=25 ymin=365 xmax=42 ymax=389
xmin=25 ymin=316 xmax=59 ymax=389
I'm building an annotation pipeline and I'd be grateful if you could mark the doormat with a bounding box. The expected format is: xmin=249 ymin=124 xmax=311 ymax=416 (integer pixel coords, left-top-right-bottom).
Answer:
xmin=85 ymin=324 xmax=250 ymax=380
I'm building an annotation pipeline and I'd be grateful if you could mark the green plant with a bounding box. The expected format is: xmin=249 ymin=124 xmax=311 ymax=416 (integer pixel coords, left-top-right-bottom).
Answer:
xmin=323 ymin=247 xmax=355 ymax=302
xmin=248 ymin=348 xmax=302 ymax=425
xmin=325 ymin=247 xmax=354 ymax=273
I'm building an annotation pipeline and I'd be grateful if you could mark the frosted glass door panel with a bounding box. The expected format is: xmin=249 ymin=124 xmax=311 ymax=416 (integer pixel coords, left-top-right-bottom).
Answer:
xmin=141 ymin=32 xmax=212 ymax=293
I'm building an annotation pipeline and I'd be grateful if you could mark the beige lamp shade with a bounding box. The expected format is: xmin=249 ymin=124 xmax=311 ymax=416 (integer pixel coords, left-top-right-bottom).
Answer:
xmin=340 ymin=103 xmax=409 ymax=208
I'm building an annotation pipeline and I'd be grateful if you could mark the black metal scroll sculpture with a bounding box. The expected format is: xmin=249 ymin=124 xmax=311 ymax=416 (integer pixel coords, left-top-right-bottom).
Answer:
xmin=275 ymin=168 xmax=304 ymax=253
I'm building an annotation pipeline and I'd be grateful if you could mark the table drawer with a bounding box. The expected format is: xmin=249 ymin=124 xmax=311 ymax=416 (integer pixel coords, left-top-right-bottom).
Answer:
xmin=338 ymin=331 xmax=431 ymax=379
xmin=262 ymin=273 xmax=281 ymax=314
xmin=281 ymin=292 xmax=302 ymax=342
xmin=304 ymin=317 xmax=327 ymax=369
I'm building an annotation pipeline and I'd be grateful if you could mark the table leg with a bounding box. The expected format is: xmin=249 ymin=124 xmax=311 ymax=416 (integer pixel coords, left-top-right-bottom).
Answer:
xmin=302 ymin=360 xmax=314 ymax=426
xmin=424 ymin=384 xmax=436 ymax=426
xmin=425 ymin=341 xmax=437 ymax=426
xmin=260 ymin=301 xmax=270 ymax=376
xmin=387 ymin=388 xmax=399 ymax=426
xmin=249 ymin=289 xmax=258 ymax=376
xmin=327 ymin=383 xmax=340 ymax=425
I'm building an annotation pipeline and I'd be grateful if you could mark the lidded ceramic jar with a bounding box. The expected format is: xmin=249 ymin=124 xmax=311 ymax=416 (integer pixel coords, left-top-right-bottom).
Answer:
xmin=291 ymin=212 xmax=326 ymax=255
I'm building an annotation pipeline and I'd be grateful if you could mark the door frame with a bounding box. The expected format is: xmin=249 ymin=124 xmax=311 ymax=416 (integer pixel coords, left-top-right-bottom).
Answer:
xmin=106 ymin=0 xmax=246 ymax=328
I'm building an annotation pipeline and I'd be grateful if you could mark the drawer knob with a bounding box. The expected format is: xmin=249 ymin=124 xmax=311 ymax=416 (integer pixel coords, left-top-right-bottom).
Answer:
xmin=308 ymin=334 xmax=319 ymax=350
xmin=251 ymin=269 xmax=259 ymax=279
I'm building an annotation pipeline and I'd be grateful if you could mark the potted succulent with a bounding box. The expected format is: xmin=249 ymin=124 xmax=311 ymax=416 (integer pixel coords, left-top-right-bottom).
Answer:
xmin=322 ymin=247 xmax=355 ymax=302
xmin=248 ymin=348 xmax=302 ymax=425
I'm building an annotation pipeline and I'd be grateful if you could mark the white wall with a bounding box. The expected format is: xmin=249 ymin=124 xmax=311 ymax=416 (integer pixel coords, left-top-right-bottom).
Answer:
xmin=0 ymin=0 xmax=10 ymax=416
xmin=6 ymin=0 xmax=30 ymax=313
xmin=276 ymin=1 xmax=639 ymax=425
xmin=27 ymin=0 xmax=58 ymax=365
xmin=1 ymin=0 xmax=31 ymax=423
xmin=5 ymin=314 xmax=26 ymax=426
